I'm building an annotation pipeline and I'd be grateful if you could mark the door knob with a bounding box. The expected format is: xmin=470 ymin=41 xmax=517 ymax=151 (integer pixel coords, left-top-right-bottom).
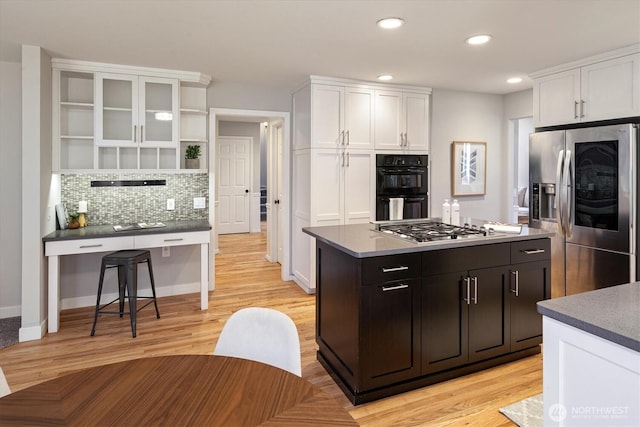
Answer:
xmin=245 ymin=189 xmax=249 ymax=193
xmin=274 ymin=199 xmax=280 ymax=204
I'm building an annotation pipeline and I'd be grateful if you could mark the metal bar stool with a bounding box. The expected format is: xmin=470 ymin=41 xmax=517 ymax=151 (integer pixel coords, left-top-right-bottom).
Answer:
xmin=91 ymin=249 xmax=160 ymax=338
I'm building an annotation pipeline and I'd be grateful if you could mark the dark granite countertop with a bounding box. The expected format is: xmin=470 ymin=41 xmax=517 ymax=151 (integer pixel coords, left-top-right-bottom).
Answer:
xmin=302 ymin=218 xmax=553 ymax=258
xmin=537 ymin=282 xmax=640 ymax=352
xmin=43 ymin=220 xmax=211 ymax=242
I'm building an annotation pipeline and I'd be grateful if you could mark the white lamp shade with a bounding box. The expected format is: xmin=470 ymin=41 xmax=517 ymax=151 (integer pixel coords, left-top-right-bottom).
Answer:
xmin=78 ymin=201 xmax=88 ymax=213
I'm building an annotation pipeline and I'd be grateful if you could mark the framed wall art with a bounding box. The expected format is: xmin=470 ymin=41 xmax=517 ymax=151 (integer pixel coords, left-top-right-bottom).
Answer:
xmin=451 ymin=141 xmax=486 ymax=196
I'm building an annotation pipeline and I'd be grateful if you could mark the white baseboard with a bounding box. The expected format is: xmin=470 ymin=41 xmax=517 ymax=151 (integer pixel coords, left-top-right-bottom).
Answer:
xmin=292 ymin=276 xmax=316 ymax=295
xmin=19 ymin=320 xmax=47 ymax=342
xmin=0 ymin=305 xmax=20 ymax=319
xmin=60 ymin=282 xmax=201 ymax=310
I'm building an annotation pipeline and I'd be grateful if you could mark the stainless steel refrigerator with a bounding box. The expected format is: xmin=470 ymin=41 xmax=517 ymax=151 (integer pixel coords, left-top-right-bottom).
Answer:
xmin=529 ymin=123 xmax=638 ymax=297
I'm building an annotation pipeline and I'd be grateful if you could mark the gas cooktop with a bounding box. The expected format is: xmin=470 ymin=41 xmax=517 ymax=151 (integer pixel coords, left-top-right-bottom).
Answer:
xmin=374 ymin=219 xmax=502 ymax=244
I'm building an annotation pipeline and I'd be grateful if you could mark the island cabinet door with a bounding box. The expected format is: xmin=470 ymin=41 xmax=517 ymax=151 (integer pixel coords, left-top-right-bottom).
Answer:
xmin=467 ymin=266 xmax=511 ymax=363
xmin=360 ymin=279 xmax=421 ymax=390
xmin=509 ymin=260 xmax=550 ymax=351
xmin=421 ymin=272 xmax=470 ymax=374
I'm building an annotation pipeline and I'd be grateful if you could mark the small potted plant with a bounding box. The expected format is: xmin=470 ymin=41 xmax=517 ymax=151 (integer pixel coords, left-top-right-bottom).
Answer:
xmin=185 ymin=145 xmax=201 ymax=169
xmin=68 ymin=212 xmax=80 ymax=229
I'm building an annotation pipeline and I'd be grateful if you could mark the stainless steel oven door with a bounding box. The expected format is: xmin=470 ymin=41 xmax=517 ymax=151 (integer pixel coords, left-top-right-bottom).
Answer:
xmin=566 ymin=124 xmax=634 ymax=254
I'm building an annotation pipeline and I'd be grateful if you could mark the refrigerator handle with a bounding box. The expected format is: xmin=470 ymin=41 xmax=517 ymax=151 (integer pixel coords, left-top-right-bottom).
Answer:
xmin=564 ymin=149 xmax=573 ymax=238
xmin=556 ymin=149 xmax=565 ymax=236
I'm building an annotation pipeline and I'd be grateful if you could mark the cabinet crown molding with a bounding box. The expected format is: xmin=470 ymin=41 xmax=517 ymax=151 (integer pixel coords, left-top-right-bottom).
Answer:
xmin=52 ymin=58 xmax=211 ymax=86
xmin=293 ymin=75 xmax=432 ymax=94
xmin=529 ymin=43 xmax=640 ymax=79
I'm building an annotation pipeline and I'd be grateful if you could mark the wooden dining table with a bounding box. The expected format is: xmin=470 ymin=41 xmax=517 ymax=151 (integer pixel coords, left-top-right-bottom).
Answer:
xmin=0 ymin=355 xmax=358 ymax=426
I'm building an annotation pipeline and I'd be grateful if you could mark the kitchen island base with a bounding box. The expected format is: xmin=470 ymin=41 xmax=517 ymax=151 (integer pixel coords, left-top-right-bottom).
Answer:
xmin=318 ymin=346 xmax=541 ymax=405
xmin=307 ymin=225 xmax=551 ymax=405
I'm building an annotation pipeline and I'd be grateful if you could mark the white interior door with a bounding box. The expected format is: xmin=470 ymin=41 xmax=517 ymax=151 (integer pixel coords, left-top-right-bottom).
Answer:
xmin=218 ymin=136 xmax=252 ymax=234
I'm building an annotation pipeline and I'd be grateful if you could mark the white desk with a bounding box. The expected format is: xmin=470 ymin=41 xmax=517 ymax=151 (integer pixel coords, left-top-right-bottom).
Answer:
xmin=44 ymin=224 xmax=210 ymax=333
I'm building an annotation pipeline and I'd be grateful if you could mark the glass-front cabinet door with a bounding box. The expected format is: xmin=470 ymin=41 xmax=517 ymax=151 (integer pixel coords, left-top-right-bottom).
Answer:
xmin=140 ymin=77 xmax=179 ymax=148
xmin=95 ymin=73 xmax=179 ymax=169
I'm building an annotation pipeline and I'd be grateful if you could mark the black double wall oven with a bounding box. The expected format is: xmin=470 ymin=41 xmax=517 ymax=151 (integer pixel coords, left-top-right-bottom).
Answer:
xmin=376 ymin=154 xmax=429 ymax=221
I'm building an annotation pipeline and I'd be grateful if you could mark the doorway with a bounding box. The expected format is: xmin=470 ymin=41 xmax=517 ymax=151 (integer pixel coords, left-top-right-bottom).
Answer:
xmin=209 ymin=108 xmax=291 ymax=285
xmin=509 ymin=117 xmax=533 ymax=223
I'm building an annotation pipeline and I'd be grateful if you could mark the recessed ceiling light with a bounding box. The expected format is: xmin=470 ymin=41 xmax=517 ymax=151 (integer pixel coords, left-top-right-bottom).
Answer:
xmin=507 ymin=77 xmax=523 ymax=84
xmin=377 ymin=17 xmax=405 ymax=29
xmin=377 ymin=75 xmax=393 ymax=81
xmin=465 ymin=34 xmax=492 ymax=45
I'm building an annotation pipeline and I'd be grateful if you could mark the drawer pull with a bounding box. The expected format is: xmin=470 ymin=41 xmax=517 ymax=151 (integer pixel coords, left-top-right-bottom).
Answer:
xmin=381 ymin=266 xmax=409 ymax=273
xmin=522 ymin=249 xmax=545 ymax=255
xmin=382 ymin=284 xmax=408 ymax=292
xmin=79 ymin=244 xmax=103 ymax=249
xmin=164 ymin=238 xmax=184 ymax=242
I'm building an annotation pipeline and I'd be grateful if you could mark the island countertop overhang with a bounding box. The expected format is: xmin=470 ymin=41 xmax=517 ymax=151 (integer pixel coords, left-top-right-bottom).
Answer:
xmin=303 ymin=220 xmax=554 ymax=258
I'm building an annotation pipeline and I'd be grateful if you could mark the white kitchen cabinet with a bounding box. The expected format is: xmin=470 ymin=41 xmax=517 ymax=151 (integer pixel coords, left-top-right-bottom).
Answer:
xmin=54 ymin=71 xmax=95 ymax=170
xmin=291 ymin=76 xmax=431 ymax=293
xmin=310 ymin=149 xmax=374 ymax=226
xmin=532 ymin=47 xmax=640 ymax=128
xmin=374 ymin=90 xmax=430 ymax=152
xmin=52 ymin=58 xmax=211 ymax=172
xmin=179 ymin=85 xmax=208 ymax=170
xmin=311 ymin=84 xmax=374 ymax=149
xmin=95 ymin=73 xmax=179 ymax=169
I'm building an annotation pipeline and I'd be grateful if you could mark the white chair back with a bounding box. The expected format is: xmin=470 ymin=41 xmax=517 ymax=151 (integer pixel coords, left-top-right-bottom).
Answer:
xmin=0 ymin=366 xmax=11 ymax=398
xmin=213 ymin=307 xmax=302 ymax=376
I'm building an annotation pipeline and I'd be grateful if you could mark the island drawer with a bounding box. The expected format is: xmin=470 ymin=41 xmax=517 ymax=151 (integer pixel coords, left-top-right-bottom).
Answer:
xmin=362 ymin=253 xmax=421 ymax=284
xmin=422 ymin=243 xmax=510 ymax=275
xmin=511 ymin=239 xmax=550 ymax=264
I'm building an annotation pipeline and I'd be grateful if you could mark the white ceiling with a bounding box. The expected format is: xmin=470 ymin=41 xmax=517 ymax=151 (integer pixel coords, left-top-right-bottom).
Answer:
xmin=1 ymin=0 xmax=639 ymax=94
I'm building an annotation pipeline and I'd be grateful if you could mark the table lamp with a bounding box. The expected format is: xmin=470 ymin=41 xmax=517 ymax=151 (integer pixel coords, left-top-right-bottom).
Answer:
xmin=78 ymin=201 xmax=87 ymax=227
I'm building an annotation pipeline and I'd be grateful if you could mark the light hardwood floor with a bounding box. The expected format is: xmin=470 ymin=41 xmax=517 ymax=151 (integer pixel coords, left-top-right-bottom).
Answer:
xmin=0 ymin=227 xmax=541 ymax=425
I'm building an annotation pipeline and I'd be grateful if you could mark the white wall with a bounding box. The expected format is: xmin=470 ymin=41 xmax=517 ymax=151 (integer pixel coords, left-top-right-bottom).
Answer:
xmin=430 ymin=88 xmax=505 ymax=222
xmin=208 ymin=82 xmax=291 ymax=112
xmin=20 ymin=45 xmax=53 ymax=341
xmin=0 ymin=61 xmax=22 ymax=319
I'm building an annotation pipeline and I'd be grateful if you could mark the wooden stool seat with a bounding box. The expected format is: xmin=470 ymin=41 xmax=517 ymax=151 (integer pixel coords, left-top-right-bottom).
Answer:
xmin=91 ymin=249 xmax=160 ymax=338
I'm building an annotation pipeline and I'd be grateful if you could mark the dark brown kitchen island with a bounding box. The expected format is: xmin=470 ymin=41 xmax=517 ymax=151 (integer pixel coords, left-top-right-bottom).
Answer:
xmin=303 ymin=220 xmax=553 ymax=404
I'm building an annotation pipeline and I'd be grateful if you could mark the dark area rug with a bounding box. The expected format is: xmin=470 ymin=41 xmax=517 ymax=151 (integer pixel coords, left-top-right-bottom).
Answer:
xmin=0 ymin=317 xmax=20 ymax=350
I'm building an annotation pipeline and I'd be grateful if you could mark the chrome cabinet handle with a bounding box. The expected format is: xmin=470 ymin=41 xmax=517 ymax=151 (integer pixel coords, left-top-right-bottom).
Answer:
xmin=163 ymin=238 xmax=184 ymax=242
xmin=339 ymin=130 xmax=345 ymax=146
xmin=522 ymin=249 xmax=545 ymax=254
xmin=346 ymin=152 xmax=350 ymax=167
xmin=472 ymin=276 xmax=478 ymax=304
xmin=574 ymin=101 xmax=579 ymax=119
xmin=140 ymin=125 xmax=144 ymax=143
xmin=79 ymin=244 xmax=103 ymax=248
xmin=463 ymin=277 xmax=471 ymax=305
xmin=382 ymin=284 xmax=409 ymax=292
xmin=134 ymin=125 xmax=137 ymax=142
xmin=511 ymin=270 xmax=519 ymax=296
xmin=341 ymin=152 xmax=345 ymax=167
xmin=404 ymin=132 xmax=408 ymax=146
xmin=580 ymin=100 xmax=585 ymax=118
xmin=381 ymin=266 xmax=409 ymax=273
xmin=346 ymin=130 xmax=349 ymax=145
